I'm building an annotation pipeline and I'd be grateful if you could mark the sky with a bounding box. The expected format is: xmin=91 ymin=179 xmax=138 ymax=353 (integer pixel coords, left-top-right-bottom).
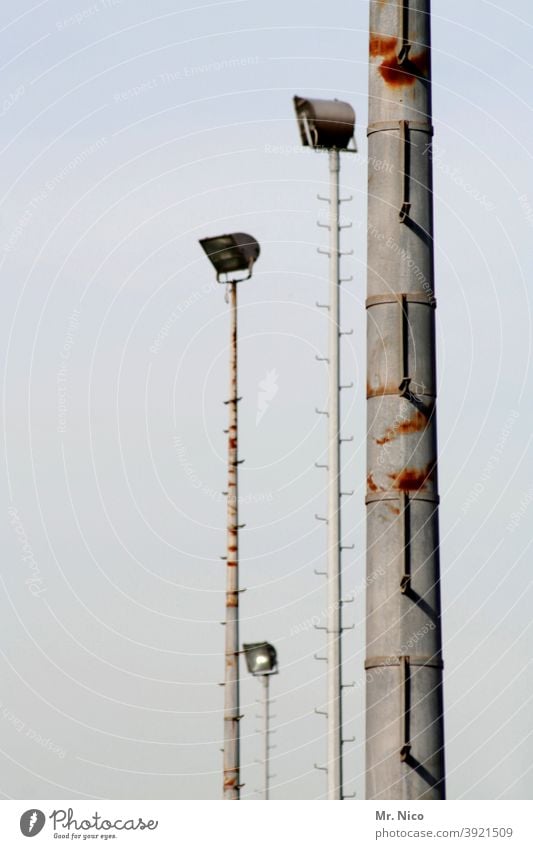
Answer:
xmin=0 ymin=0 xmax=531 ymax=801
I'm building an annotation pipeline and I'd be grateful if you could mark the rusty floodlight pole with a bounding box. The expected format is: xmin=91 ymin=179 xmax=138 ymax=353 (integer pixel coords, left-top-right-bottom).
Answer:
xmin=224 ymin=277 xmax=240 ymax=799
xmin=293 ymin=97 xmax=356 ymax=799
xmin=199 ymin=233 xmax=261 ymax=800
xmin=365 ymin=0 xmax=445 ymax=799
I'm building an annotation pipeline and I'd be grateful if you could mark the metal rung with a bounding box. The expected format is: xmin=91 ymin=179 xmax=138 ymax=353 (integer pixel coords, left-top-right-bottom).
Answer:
xmin=340 ymin=383 xmax=354 ymax=390
xmin=399 ymin=293 xmax=410 ymax=384
xmin=341 ymin=544 xmax=355 ymax=551
xmin=317 ymin=194 xmax=330 ymax=203
xmin=317 ymin=221 xmax=330 ymax=230
xmin=399 ymin=376 xmax=412 ymax=398
xmin=398 ymin=0 xmax=411 ymax=65
xmin=315 ymin=408 xmax=329 ymax=416
xmin=340 ymin=275 xmax=353 ymax=282
xmin=224 ymin=396 xmax=242 ymax=405
xmin=314 ymin=708 xmax=327 ymax=717
xmin=399 ymin=120 xmax=411 ymax=222
xmin=340 ymin=328 xmax=354 ymax=336
xmin=340 ymin=435 xmax=354 ymax=442
xmin=314 ymin=763 xmax=328 ymax=772
xmin=314 ymin=654 xmax=327 ymax=662
xmin=314 ymin=569 xmax=327 ymax=576
xmin=400 ymin=492 xmax=411 ymax=594
xmin=342 ymin=737 xmax=356 ymax=744
xmin=317 ymin=248 xmax=330 ymax=256
xmin=316 ymin=302 xmax=329 ymax=310
xmin=340 ymin=195 xmax=353 ymax=203
xmin=339 ymin=222 xmax=353 ymax=230
xmin=400 ymin=655 xmax=411 ymax=761
xmin=315 ymin=462 xmax=328 ymax=469
xmin=315 ymin=514 xmax=328 ymax=523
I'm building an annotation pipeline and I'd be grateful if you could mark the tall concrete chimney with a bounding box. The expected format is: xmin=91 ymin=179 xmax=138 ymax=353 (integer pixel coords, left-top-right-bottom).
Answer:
xmin=365 ymin=0 xmax=446 ymax=799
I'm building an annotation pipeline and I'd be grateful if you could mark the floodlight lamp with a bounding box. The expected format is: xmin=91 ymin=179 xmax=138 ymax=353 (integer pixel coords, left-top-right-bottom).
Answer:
xmin=199 ymin=232 xmax=260 ymax=283
xmin=243 ymin=642 xmax=278 ymax=676
xmin=293 ymin=96 xmax=356 ymax=151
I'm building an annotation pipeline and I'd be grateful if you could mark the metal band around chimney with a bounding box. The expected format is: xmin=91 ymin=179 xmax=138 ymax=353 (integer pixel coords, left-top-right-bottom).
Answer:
xmin=366 ymin=294 xmax=436 ymax=308
xmin=367 ymin=121 xmax=433 ymax=137
xmin=365 ymin=492 xmax=439 ymax=505
xmin=364 ymin=655 xmax=443 ymax=671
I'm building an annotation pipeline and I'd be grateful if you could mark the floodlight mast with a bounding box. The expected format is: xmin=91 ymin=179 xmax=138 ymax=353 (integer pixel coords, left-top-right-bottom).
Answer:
xmin=365 ymin=0 xmax=445 ymax=799
xmin=261 ymin=674 xmax=271 ymax=800
xmin=293 ymin=96 xmax=356 ymax=800
xmin=327 ymin=144 xmax=343 ymax=802
xmin=242 ymin=642 xmax=277 ymax=800
xmin=224 ymin=275 xmax=240 ymax=801
xmin=199 ymin=234 xmax=260 ymax=801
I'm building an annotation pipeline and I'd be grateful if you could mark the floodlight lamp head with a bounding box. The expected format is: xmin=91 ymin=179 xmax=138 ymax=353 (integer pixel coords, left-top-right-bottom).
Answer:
xmin=293 ymin=95 xmax=356 ymax=151
xmin=242 ymin=642 xmax=278 ymax=676
xmin=199 ymin=232 xmax=260 ymax=283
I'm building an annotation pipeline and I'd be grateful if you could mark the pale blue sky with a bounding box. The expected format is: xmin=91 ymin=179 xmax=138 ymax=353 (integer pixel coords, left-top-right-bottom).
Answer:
xmin=0 ymin=0 xmax=531 ymax=800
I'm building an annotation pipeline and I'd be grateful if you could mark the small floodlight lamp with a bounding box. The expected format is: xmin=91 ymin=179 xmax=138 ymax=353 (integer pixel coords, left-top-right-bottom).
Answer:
xmin=293 ymin=96 xmax=356 ymax=151
xmin=199 ymin=232 xmax=260 ymax=283
xmin=243 ymin=642 xmax=278 ymax=676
